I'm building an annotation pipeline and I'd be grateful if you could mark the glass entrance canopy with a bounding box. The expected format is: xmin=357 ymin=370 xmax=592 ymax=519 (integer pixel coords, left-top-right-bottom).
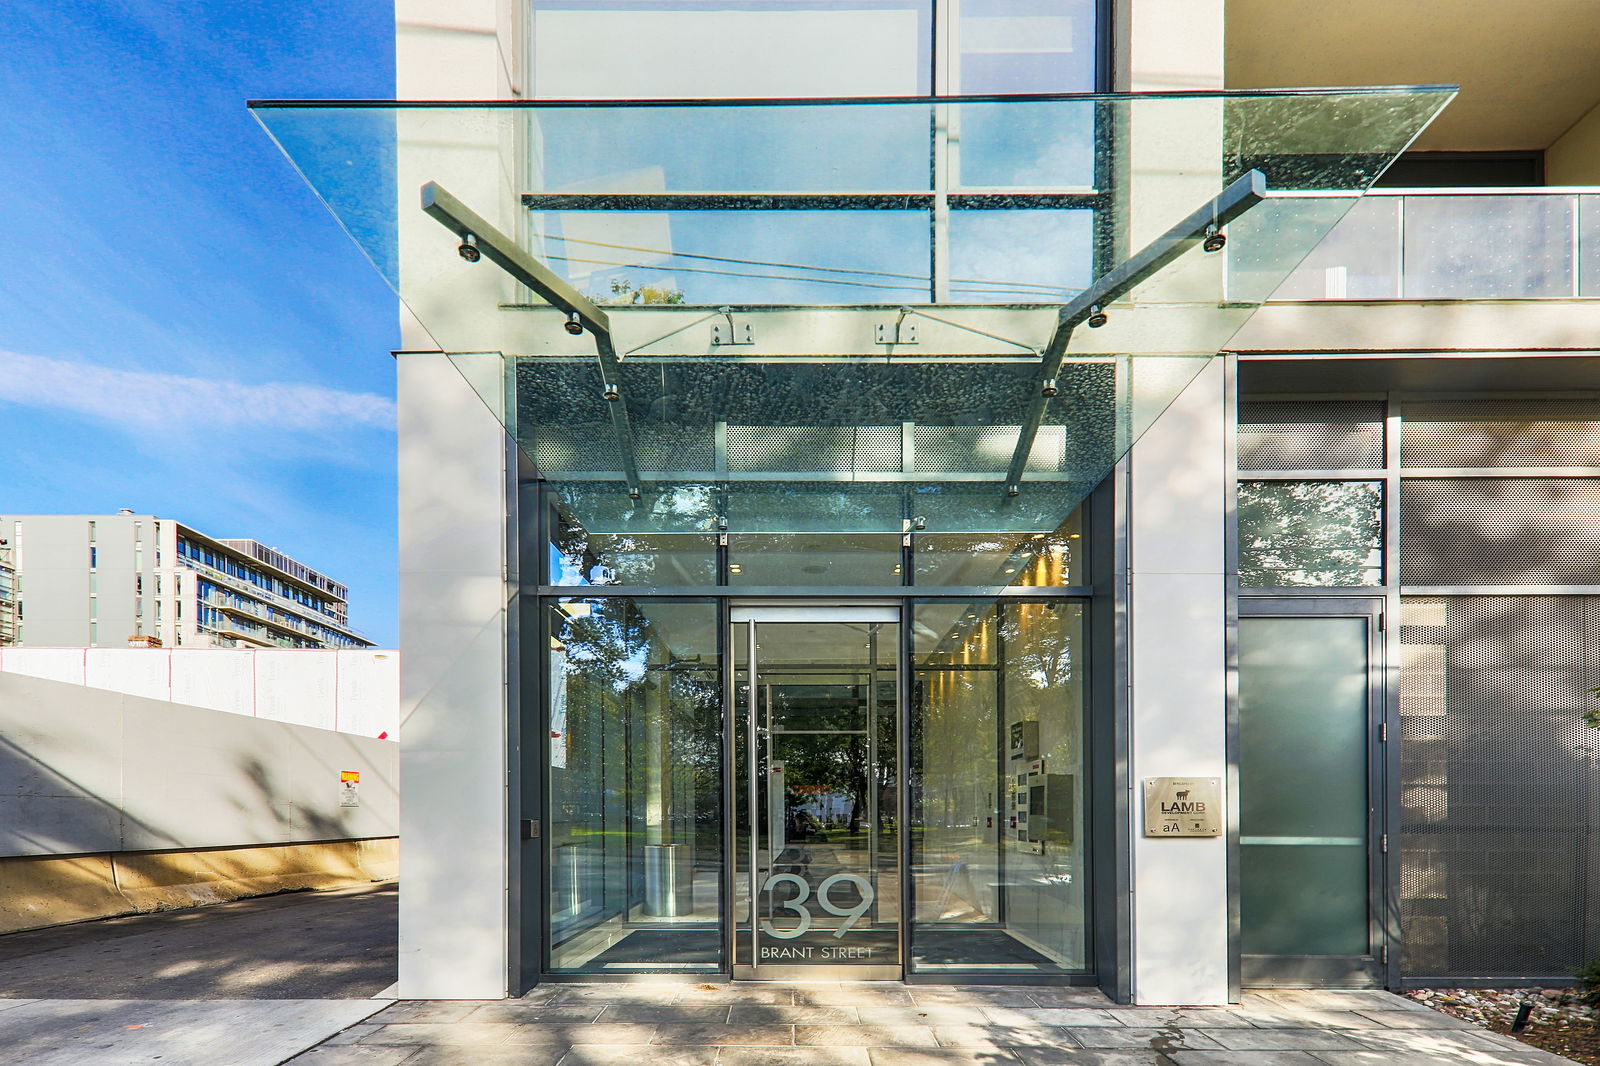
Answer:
xmin=253 ymin=90 xmax=1452 ymax=539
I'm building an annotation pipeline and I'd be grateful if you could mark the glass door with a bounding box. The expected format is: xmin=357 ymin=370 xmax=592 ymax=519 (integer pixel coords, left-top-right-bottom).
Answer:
xmin=731 ymin=607 xmax=902 ymax=979
xmin=1238 ymin=597 xmax=1387 ymax=986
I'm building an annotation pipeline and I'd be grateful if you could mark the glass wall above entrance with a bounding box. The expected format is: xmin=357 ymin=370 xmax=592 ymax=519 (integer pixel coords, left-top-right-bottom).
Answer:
xmin=253 ymin=90 xmax=1453 ymax=529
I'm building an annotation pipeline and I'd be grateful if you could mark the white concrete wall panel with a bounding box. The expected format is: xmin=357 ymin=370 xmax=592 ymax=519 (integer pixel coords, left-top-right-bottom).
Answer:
xmin=0 ymin=675 xmax=124 ymax=856
xmin=85 ymin=649 xmax=168 ymax=702
xmin=168 ymin=649 xmax=257 ymax=718
xmin=1 ymin=648 xmax=87 ymax=685
xmin=244 ymin=650 xmax=339 ymax=730
xmin=397 ymin=352 xmax=511 ymax=999
xmin=336 ymin=651 xmax=401 ymax=739
xmin=0 ymin=671 xmax=398 ymax=858
xmin=1 ymin=648 xmax=399 ymax=739
xmin=1128 ymin=359 xmax=1229 ymax=1005
xmin=120 ymin=698 xmax=398 ymax=852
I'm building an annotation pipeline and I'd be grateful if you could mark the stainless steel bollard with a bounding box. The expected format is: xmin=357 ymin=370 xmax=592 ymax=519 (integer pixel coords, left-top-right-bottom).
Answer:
xmin=643 ymin=843 xmax=693 ymax=916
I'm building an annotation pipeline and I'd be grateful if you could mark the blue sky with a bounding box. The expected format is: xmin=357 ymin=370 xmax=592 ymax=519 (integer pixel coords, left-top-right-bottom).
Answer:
xmin=0 ymin=3 xmax=401 ymax=645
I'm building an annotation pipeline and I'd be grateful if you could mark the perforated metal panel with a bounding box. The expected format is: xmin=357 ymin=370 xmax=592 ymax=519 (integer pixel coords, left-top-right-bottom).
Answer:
xmin=725 ymin=426 xmax=901 ymax=473
xmin=1238 ymin=401 xmax=1386 ymax=470
xmin=534 ymin=426 xmax=619 ymax=472
xmin=1398 ymin=596 xmax=1600 ymax=978
xmin=1402 ymin=401 xmax=1600 ymax=467
xmin=1400 ymin=479 xmax=1600 ymax=585
xmin=914 ymin=425 xmax=1067 ymax=473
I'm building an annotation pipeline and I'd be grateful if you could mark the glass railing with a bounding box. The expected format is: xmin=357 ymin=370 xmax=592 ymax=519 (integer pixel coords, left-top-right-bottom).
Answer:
xmin=1268 ymin=188 xmax=1600 ymax=301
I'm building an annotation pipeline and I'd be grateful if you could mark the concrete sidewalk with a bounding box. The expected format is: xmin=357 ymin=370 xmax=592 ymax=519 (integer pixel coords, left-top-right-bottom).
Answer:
xmin=288 ymin=984 xmax=1582 ymax=1066
xmin=0 ymin=883 xmax=397 ymax=1065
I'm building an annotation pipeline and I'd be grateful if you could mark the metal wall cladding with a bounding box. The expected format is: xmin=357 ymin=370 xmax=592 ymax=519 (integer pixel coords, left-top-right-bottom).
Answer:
xmin=1237 ymin=400 xmax=1386 ymax=471
xmin=1401 ymin=401 xmax=1600 ymax=467
xmin=1400 ymin=479 xmax=1600 ymax=586
xmin=1398 ymin=596 xmax=1600 ymax=979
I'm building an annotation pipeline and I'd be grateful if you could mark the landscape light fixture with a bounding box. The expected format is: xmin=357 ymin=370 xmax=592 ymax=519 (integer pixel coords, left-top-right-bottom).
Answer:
xmin=457 ymin=233 xmax=481 ymax=262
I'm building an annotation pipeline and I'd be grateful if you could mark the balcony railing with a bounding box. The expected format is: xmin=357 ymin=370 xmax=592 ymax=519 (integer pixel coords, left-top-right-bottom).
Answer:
xmin=1268 ymin=188 xmax=1600 ymax=302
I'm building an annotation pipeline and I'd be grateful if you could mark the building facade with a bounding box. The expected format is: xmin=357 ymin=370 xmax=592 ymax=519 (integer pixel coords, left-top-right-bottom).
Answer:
xmin=0 ymin=513 xmax=371 ymax=650
xmin=0 ymin=539 xmax=15 ymax=647
xmin=252 ymin=0 xmax=1600 ymax=1003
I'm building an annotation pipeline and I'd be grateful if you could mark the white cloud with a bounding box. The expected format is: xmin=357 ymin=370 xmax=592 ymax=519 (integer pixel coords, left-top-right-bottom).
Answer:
xmin=0 ymin=350 xmax=394 ymax=433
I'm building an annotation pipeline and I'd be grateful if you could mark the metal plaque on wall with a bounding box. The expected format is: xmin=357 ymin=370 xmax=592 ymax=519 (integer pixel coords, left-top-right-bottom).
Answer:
xmin=1143 ymin=777 xmax=1221 ymax=837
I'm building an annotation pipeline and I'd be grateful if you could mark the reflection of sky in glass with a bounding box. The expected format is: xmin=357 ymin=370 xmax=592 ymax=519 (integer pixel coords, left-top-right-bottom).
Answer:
xmin=949 ymin=209 xmax=1092 ymax=302
xmin=957 ymin=101 xmax=1095 ymax=188
xmin=531 ymin=107 xmax=931 ymax=193
xmin=543 ymin=210 xmax=935 ymax=304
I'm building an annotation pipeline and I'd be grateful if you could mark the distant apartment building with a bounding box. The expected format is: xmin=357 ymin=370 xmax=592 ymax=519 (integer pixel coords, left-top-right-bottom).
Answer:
xmin=0 ymin=512 xmax=372 ymax=650
xmin=0 ymin=539 xmax=15 ymax=646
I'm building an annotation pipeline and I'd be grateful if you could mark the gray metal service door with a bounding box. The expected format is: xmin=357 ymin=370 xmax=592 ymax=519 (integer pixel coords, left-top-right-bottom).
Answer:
xmin=1239 ymin=597 xmax=1387 ymax=987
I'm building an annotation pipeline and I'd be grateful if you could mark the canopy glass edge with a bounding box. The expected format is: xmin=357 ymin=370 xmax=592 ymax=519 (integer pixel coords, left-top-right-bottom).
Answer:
xmin=251 ymin=89 xmax=1453 ymax=537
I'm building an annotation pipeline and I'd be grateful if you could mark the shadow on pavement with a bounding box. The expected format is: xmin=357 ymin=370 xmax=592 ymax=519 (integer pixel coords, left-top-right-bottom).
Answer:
xmin=0 ymin=883 xmax=396 ymax=1000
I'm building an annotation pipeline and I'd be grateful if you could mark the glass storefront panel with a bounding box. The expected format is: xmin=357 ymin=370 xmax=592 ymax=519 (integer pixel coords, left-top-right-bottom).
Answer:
xmin=546 ymin=597 xmax=724 ymax=972
xmin=915 ymin=508 xmax=1082 ymax=586
xmin=728 ymin=533 xmax=903 ymax=586
xmin=910 ymin=599 xmax=1089 ymax=973
xmin=732 ymin=614 xmax=902 ymax=976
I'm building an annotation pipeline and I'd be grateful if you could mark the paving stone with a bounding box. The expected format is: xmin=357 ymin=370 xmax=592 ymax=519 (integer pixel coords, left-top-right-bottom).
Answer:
xmin=1352 ymin=1028 xmax=1551 ymax=1054
xmin=719 ymin=1047 xmax=873 ymax=1066
xmin=982 ymin=1008 xmax=1123 ymax=1027
xmin=933 ymin=1024 xmax=1079 ymax=1048
xmin=518 ymin=987 xmax=566 ymax=1005
xmin=728 ymin=1005 xmax=861 ymax=1023
xmin=403 ymin=1048 xmax=566 ymax=1066
xmin=1063 ymin=1027 xmax=1223 ymax=1050
xmin=910 ymin=986 xmax=1041 ymax=1007
xmin=1011 ymin=1050 xmax=1168 ymax=1066
xmin=285 ymin=1048 xmax=418 ymax=1066
xmin=1304 ymin=1054 xmax=1494 ymax=1066
xmin=1105 ymin=1009 xmax=1257 ymax=1028
xmin=502 ymin=1022 xmax=659 ymax=1044
xmin=1203 ymin=1029 xmax=1367 ymax=1051
xmin=1257 ymin=991 xmax=1423 ymax=1014
xmin=1343 ymin=1030 xmax=1579 ymax=1064
xmin=551 ymin=986 xmax=686 ymax=1004
xmin=560 ymin=1045 xmax=721 ymax=1066
xmin=321 ymin=1024 xmax=385 ymax=1046
xmin=1023 ymin=989 xmax=1117 ymax=1008
xmin=857 ymin=1006 xmax=994 ymax=1026
xmin=373 ymin=1002 xmax=484 ymax=1024
xmin=1349 ymin=1010 xmax=1475 ymax=1029
xmin=1165 ymin=1053 xmax=1330 ymax=1066
xmin=651 ymin=1024 xmax=796 ymax=1045
xmin=596 ymin=1005 xmax=731 ymax=1022
xmin=795 ymin=1025 xmax=943 ymax=1046
xmin=798 ymin=988 xmax=920 ymax=1006
xmin=468 ymin=1003 xmax=610 ymax=1023
xmin=1229 ymin=1007 xmax=1373 ymax=1029
xmin=676 ymin=988 xmax=793 ymax=1005
xmin=356 ymin=1022 xmax=517 ymax=1046
xmin=868 ymin=1050 xmax=1029 ymax=1066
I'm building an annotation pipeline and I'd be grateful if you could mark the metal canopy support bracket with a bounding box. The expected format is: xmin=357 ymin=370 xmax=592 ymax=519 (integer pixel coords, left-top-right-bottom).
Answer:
xmin=1003 ymin=169 xmax=1268 ymax=498
xmin=420 ymin=181 xmax=645 ymax=499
